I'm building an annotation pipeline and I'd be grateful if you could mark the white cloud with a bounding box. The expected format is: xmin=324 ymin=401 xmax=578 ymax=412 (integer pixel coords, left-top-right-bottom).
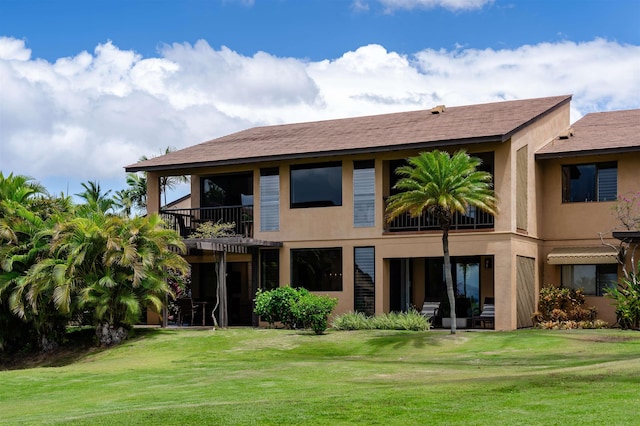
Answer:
xmin=361 ymin=0 xmax=493 ymax=12
xmin=0 ymin=36 xmax=639 ymax=198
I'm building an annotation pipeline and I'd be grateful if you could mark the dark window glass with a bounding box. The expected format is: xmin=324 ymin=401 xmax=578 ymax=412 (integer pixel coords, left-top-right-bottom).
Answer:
xmin=290 ymin=162 xmax=342 ymax=208
xmin=354 ymin=247 xmax=375 ymax=315
xmin=562 ymin=162 xmax=617 ymax=202
xmin=562 ymin=264 xmax=617 ymax=296
xmin=201 ymin=172 xmax=253 ymax=207
xmin=291 ymin=248 xmax=342 ymax=291
xmin=260 ymin=249 xmax=279 ymax=291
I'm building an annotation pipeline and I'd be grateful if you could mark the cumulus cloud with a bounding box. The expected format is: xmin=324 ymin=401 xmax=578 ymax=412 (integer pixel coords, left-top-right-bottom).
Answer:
xmin=0 ymin=36 xmax=639 ymax=197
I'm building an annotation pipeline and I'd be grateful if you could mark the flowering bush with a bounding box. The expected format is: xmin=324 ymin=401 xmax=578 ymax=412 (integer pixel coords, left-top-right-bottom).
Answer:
xmin=614 ymin=191 xmax=640 ymax=231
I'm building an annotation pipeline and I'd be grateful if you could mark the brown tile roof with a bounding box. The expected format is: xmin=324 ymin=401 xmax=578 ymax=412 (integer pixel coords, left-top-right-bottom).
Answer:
xmin=126 ymin=95 xmax=571 ymax=172
xmin=536 ymin=109 xmax=640 ymax=158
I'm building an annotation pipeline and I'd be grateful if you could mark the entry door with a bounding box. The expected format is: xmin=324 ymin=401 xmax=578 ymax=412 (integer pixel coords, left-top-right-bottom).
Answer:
xmin=390 ymin=259 xmax=412 ymax=312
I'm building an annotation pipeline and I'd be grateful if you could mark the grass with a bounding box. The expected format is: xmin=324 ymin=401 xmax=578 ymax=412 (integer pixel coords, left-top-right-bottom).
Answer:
xmin=1 ymin=328 xmax=639 ymax=425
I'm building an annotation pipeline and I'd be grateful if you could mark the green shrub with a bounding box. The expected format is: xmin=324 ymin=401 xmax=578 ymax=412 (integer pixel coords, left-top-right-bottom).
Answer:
xmin=331 ymin=310 xmax=430 ymax=331
xmin=291 ymin=293 xmax=338 ymax=334
xmin=254 ymin=287 xmax=307 ymax=328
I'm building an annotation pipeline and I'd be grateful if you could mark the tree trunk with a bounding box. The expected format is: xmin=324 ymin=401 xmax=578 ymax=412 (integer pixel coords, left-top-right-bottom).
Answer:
xmin=442 ymin=229 xmax=457 ymax=334
xmin=95 ymin=322 xmax=128 ymax=346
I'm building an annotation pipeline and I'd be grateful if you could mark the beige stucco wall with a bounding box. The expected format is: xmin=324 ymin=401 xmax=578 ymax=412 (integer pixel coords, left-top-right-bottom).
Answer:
xmin=539 ymin=151 xmax=640 ymax=324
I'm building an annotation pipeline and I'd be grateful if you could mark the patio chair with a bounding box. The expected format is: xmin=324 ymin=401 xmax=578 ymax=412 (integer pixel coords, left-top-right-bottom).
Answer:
xmin=472 ymin=297 xmax=495 ymax=329
xmin=421 ymin=300 xmax=440 ymax=320
xmin=177 ymin=298 xmax=199 ymax=326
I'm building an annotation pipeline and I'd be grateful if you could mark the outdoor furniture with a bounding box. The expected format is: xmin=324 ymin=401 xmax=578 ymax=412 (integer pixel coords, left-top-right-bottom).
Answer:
xmin=177 ymin=298 xmax=199 ymax=326
xmin=472 ymin=297 xmax=495 ymax=329
xmin=421 ymin=300 xmax=440 ymax=319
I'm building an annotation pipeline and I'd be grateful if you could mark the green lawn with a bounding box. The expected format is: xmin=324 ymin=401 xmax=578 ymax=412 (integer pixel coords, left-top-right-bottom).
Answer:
xmin=1 ymin=328 xmax=639 ymax=425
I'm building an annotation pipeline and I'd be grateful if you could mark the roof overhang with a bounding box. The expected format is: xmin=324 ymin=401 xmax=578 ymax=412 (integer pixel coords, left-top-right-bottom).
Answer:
xmin=547 ymin=246 xmax=619 ymax=265
xmin=125 ymin=135 xmax=505 ymax=173
xmin=613 ymin=231 xmax=640 ymax=244
xmin=535 ymin=146 xmax=640 ymax=160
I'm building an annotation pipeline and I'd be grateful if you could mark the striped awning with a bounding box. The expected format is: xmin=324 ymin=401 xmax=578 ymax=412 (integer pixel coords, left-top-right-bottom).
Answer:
xmin=547 ymin=246 xmax=619 ymax=265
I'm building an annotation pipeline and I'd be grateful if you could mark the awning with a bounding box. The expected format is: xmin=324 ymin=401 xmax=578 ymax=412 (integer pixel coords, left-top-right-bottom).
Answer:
xmin=547 ymin=246 xmax=619 ymax=265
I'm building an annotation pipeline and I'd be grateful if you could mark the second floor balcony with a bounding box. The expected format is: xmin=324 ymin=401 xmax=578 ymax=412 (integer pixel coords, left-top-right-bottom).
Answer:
xmin=160 ymin=206 xmax=253 ymax=238
xmin=385 ymin=206 xmax=494 ymax=232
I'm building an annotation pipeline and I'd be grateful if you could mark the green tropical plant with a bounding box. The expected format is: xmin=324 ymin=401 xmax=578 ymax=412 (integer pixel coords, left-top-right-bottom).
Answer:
xmin=605 ymin=263 xmax=640 ymax=329
xmin=75 ymin=180 xmax=115 ymax=213
xmin=385 ymin=150 xmax=497 ymax=334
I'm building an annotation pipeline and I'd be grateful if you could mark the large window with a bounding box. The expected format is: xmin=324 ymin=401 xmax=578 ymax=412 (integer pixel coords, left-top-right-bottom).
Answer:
xmin=290 ymin=162 xmax=342 ymax=208
xmin=562 ymin=264 xmax=617 ymax=296
xmin=201 ymin=172 xmax=253 ymax=207
xmin=562 ymin=162 xmax=617 ymax=203
xmin=291 ymin=248 xmax=342 ymax=291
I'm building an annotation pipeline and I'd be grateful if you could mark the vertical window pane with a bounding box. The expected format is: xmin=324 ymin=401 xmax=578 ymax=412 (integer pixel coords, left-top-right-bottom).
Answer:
xmin=260 ymin=249 xmax=279 ymax=291
xmin=354 ymin=247 xmax=375 ymax=315
xmin=598 ymin=167 xmax=617 ymax=201
xmin=597 ymin=264 xmax=617 ymax=296
xmin=353 ymin=163 xmax=375 ymax=227
xmin=260 ymin=169 xmax=279 ymax=231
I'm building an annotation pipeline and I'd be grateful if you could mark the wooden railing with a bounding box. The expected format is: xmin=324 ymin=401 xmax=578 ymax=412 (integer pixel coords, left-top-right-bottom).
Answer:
xmin=160 ymin=206 xmax=253 ymax=238
xmin=386 ymin=205 xmax=494 ymax=232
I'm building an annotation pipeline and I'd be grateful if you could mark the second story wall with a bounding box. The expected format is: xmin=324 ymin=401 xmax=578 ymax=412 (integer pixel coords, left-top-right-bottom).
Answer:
xmin=540 ymin=151 xmax=640 ymax=241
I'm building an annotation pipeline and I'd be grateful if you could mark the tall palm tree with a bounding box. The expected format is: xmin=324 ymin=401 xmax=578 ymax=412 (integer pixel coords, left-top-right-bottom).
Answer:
xmin=125 ymin=172 xmax=148 ymax=214
xmin=385 ymin=150 xmax=498 ymax=334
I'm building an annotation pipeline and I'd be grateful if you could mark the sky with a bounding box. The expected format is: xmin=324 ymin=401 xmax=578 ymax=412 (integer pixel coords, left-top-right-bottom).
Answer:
xmin=1 ymin=0 xmax=639 ymax=202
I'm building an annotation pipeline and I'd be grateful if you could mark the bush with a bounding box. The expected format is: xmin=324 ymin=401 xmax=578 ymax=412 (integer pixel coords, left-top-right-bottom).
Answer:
xmin=532 ymin=286 xmax=603 ymax=329
xmin=605 ymin=265 xmax=640 ymax=329
xmin=331 ymin=310 xmax=431 ymax=331
xmin=254 ymin=287 xmax=336 ymax=333
xmin=291 ymin=293 xmax=338 ymax=334
xmin=254 ymin=287 xmax=307 ymax=328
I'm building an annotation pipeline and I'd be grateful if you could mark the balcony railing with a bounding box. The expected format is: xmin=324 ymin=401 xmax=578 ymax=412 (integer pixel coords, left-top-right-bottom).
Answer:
xmin=160 ymin=206 xmax=253 ymax=238
xmin=386 ymin=206 xmax=494 ymax=232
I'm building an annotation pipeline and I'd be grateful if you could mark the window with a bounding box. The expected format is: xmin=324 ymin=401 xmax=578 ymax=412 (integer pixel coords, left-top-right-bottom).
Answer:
xmin=291 ymin=248 xmax=342 ymax=291
xmin=353 ymin=160 xmax=375 ymax=227
xmin=354 ymin=247 xmax=375 ymax=315
xmin=562 ymin=162 xmax=617 ymax=202
xmin=201 ymin=172 xmax=253 ymax=207
xmin=260 ymin=168 xmax=279 ymax=231
xmin=290 ymin=162 xmax=342 ymax=208
xmin=561 ymin=264 xmax=617 ymax=296
xmin=260 ymin=249 xmax=279 ymax=291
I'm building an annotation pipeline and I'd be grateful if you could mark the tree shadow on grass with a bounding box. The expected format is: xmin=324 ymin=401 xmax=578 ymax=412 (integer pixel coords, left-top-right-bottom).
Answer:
xmin=0 ymin=327 xmax=163 ymax=371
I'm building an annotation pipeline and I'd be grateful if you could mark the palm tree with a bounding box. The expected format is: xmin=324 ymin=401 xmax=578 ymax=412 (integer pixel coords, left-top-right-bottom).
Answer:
xmin=139 ymin=147 xmax=189 ymax=207
xmin=125 ymin=172 xmax=147 ymax=214
xmin=385 ymin=150 xmax=497 ymax=334
xmin=76 ymin=180 xmax=115 ymax=213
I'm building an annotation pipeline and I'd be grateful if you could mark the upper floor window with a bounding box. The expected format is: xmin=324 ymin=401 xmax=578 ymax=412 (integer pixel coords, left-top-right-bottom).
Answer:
xmin=562 ymin=162 xmax=617 ymax=203
xmin=201 ymin=172 xmax=253 ymax=207
xmin=290 ymin=162 xmax=342 ymax=208
xmin=353 ymin=160 xmax=375 ymax=227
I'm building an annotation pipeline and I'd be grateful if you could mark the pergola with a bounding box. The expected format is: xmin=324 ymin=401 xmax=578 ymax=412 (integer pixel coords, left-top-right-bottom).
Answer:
xmin=182 ymin=237 xmax=282 ymax=328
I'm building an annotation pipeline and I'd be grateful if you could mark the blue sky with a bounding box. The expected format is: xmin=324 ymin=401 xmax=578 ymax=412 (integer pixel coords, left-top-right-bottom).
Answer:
xmin=1 ymin=0 xmax=639 ymax=200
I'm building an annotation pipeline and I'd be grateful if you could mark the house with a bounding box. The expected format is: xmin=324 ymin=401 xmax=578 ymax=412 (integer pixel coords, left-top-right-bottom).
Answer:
xmin=125 ymin=95 xmax=640 ymax=330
